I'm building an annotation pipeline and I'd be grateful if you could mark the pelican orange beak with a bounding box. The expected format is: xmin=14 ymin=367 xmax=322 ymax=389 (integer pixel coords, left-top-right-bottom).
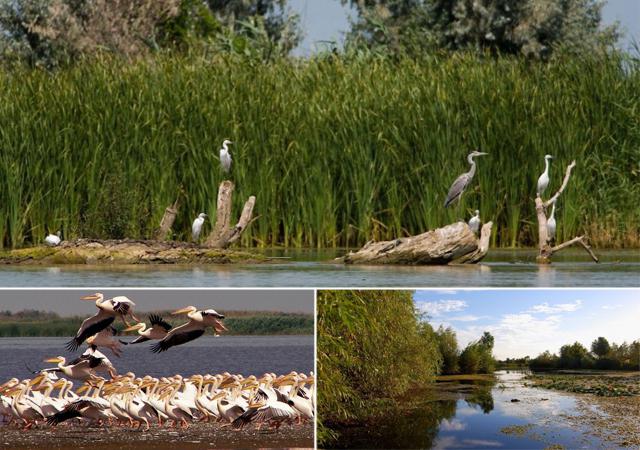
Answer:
xmin=124 ymin=323 xmax=143 ymax=332
xmin=28 ymin=374 xmax=46 ymax=387
xmin=213 ymin=319 xmax=227 ymax=332
xmin=172 ymin=306 xmax=195 ymax=315
xmin=76 ymin=385 xmax=89 ymax=394
xmin=81 ymin=294 xmax=101 ymax=301
xmin=45 ymin=357 xmax=64 ymax=364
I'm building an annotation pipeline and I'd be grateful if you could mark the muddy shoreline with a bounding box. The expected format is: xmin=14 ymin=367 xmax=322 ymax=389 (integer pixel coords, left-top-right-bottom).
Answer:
xmin=0 ymin=421 xmax=313 ymax=449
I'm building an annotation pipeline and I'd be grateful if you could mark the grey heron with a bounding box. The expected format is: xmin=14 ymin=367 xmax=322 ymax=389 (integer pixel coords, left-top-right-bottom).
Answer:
xmin=45 ymin=231 xmax=61 ymax=247
xmin=219 ymin=139 xmax=233 ymax=173
xmin=191 ymin=213 xmax=207 ymax=241
xmin=444 ymin=150 xmax=488 ymax=207
xmin=537 ymin=154 xmax=553 ymax=197
xmin=468 ymin=210 xmax=481 ymax=234
xmin=547 ymin=202 xmax=557 ymax=240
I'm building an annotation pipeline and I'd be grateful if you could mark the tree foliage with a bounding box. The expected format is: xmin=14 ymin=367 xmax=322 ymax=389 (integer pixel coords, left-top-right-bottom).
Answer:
xmin=530 ymin=338 xmax=640 ymax=371
xmin=342 ymin=0 xmax=618 ymax=59
xmin=436 ymin=326 xmax=459 ymax=375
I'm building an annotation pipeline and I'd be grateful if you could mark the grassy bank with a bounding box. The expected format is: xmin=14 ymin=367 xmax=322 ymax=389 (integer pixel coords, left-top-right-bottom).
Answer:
xmin=0 ymin=53 xmax=639 ymax=249
xmin=525 ymin=372 xmax=640 ymax=397
xmin=0 ymin=309 xmax=313 ymax=336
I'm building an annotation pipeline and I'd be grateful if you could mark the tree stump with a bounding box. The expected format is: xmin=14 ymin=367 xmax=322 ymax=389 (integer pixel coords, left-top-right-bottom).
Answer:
xmin=535 ymin=160 xmax=598 ymax=264
xmin=205 ymin=181 xmax=256 ymax=249
xmin=339 ymin=221 xmax=493 ymax=265
xmin=154 ymin=197 xmax=180 ymax=241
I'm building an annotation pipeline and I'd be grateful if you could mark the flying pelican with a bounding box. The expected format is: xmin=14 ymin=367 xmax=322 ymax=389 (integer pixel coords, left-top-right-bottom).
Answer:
xmin=150 ymin=307 xmax=226 ymax=353
xmin=468 ymin=210 xmax=481 ymax=234
xmin=537 ymin=154 xmax=553 ymax=197
xmin=86 ymin=327 xmax=124 ymax=357
xmin=124 ymin=314 xmax=172 ymax=344
xmin=44 ymin=231 xmax=61 ymax=247
xmin=219 ymin=139 xmax=233 ymax=173
xmin=547 ymin=202 xmax=557 ymax=240
xmin=444 ymin=150 xmax=488 ymax=207
xmin=191 ymin=213 xmax=207 ymax=242
xmin=66 ymin=294 xmax=138 ymax=352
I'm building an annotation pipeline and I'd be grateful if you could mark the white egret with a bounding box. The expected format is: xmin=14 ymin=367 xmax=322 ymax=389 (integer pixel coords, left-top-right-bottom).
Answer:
xmin=537 ymin=154 xmax=553 ymax=197
xmin=191 ymin=213 xmax=207 ymax=242
xmin=547 ymin=202 xmax=557 ymax=240
xmin=219 ymin=139 xmax=233 ymax=173
xmin=468 ymin=210 xmax=481 ymax=234
xmin=44 ymin=231 xmax=61 ymax=247
xmin=445 ymin=150 xmax=488 ymax=207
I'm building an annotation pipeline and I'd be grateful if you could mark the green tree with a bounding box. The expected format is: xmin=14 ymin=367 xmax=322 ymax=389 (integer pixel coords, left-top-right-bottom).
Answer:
xmin=436 ymin=325 xmax=460 ymax=374
xmin=459 ymin=342 xmax=481 ymax=374
xmin=559 ymin=342 xmax=593 ymax=369
xmin=342 ymin=0 xmax=618 ymax=58
xmin=591 ymin=336 xmax=611 ymax=358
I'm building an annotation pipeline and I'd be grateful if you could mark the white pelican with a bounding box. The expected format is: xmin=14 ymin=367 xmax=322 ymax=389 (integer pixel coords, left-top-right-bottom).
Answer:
xmin=86 ymin=327 xmax=124 ymax=356
xmin=151 ymin=307 xmax=226 ymax=353
xmin=537 ymin=154 xmax=553 ymax=197
xmin=192 ymin=213 xmax=207 ymax=242
xmin=232 ymin=377 xmax=297 ymax=430
xmin=124 ymin=314 xmax=172 ymax=344
xmin=219 ymin=139 xmax=233 ymax=173
xmin=444 ymin=150 xmax=488 ymax=207
xmin=468 ymin=210 xmax=480 ymax=234
xmin=44 ymin=231 xmax=61 ymax=247
xmin=42 ymin=356 xmax=98 ymax=380
xmin=158 ymin=380 xmax=194 ymax=428
xmin=67 ymin=293 xmax=138 ymax=351
xmin=3 ymin=379 xmax=45 ymax=429
xmin=547 ymin=201 xmax=557 ymax=240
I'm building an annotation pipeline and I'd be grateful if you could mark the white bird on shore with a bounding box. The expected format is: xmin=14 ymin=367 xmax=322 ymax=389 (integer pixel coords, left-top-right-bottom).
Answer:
xmin=537 ymin=154 xmax=553 ymax=197
xmin=44 ymin=231 xmax=61 ymax=247
xmin=219 ymin=139 xmax=233 ymax=173
xmin=547 ymin=202 xmax=557 ymax=240
xmin=191 ymin=213 xmax=207 ymax=242
xmin=468 ymin=210 xmax=481 ymax=234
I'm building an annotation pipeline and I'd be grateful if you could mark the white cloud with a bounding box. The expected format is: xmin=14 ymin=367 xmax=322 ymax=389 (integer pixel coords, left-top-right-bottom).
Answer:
xmin=527 ymin=300 xmax=582 ymax=314
xmin=441 ymin=419 xmax=466 ymax=431
xmin=416 ymin=299 xmax=467 ymax=316
xmin=601 ymin=304 xmax=623 ymax=310
xmin=449 ymin=315 xmax=485 ymax=322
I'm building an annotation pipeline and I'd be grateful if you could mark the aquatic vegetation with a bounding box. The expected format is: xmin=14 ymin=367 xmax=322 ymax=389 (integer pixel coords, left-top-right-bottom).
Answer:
xmin=525 ymin=373 xmax=640 ymax=397
xmin=0 ymin=53 xmax=639 ymax=249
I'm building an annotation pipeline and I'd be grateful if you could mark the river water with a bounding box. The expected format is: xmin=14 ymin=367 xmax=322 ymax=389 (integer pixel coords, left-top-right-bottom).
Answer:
xmin=333 ymin=371 xmax=615 ymax=449
xmin=0 ymin=335 xmax=313 ymax=381
xmin=0 ymin=249 xmax=637 ymax=287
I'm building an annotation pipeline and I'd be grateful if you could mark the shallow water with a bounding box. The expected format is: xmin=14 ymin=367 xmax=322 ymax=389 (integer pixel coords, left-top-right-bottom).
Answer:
xmin=0 ymin=249 xmax=637 ymax=287
xmin=333 ymin=371 xmax=612 ymax=449
xmin=0 ymin=335 xmax=313 ymax=381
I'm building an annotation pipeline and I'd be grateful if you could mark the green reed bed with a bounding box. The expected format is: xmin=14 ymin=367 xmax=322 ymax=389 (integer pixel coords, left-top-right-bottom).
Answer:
xmin=0 ymin=53 xmax=638 ymax=249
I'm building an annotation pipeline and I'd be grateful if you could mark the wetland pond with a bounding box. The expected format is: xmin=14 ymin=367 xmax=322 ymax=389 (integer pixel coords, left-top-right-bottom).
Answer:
xmin=330 ymin=371 xmax=639 ymax=449
xmin=0 ymin=249 xmax=638 ymax=287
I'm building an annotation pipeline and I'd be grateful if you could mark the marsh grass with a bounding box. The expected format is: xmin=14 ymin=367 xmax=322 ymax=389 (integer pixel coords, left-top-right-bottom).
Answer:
xmin=1 ymin=53 xmax=638 ymax=249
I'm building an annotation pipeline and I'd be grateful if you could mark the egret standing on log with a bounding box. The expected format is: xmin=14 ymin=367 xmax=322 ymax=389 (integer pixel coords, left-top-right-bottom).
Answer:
xmin=220 ymin=140 xmax=233 ymax=173
xmin=192 ymin=213 xmax=207 ymax=242
xmin=444 ymin=150 xmax=488 ymax=208
xmin=468 ymin=210 xmax=481 ymax=234
xmin=537 ymin=154 xmax=553 ymax=198
xmin=547 ymin=202 xmax=557 ymax=241
xmin=45 ymin=231 xmax=61 ymax=247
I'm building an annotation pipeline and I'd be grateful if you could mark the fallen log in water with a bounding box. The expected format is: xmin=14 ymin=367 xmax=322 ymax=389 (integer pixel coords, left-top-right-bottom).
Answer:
xmin=339 ymin=221 xmax=493 ymax=265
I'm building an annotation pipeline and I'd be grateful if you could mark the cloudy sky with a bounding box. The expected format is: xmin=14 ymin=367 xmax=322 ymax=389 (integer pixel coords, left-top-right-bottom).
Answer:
xmin=290 ymin=0 xmax=639 ymax=56
xmin=0 ymin=289 xmax=313 ymax=315
xmin=414 ymin=289 xmax=640 ymax=360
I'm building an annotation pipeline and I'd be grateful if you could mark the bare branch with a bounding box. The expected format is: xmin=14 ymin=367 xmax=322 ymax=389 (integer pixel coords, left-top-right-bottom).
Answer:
xmin=544 ymin=160 xmax=576 ymax=208
xmin=551 ymin=235 xmax=599 ymax=262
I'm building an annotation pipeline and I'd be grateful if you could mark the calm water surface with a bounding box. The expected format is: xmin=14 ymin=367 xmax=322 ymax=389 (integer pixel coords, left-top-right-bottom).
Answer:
xmin=0 ymin=249 xmax=637 ymax=287
xmin=335 ymin=371 xmax=609 ymax=449
xmin=0 ymin=335 xmax=313 ymax=381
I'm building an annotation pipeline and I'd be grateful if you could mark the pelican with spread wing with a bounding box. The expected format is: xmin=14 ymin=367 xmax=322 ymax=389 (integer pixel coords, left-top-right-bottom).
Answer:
xmin=150 ymin=307 xmax=226 ymax=353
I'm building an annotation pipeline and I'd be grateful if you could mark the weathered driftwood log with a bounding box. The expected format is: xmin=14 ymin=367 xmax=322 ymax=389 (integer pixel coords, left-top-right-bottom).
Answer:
xmin=155 ymin=197 xmax=180 ymax=241
xmin=535 ymin=160 xmax=598 ymax=264
xmin=340 ymin=221 xmax=493 ymax=265
xmin=205 ymin=181 xmax=256 ymax=249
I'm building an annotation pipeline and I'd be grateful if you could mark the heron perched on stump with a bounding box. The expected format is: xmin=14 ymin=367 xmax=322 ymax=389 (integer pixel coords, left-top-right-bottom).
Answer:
xmin=444 ymin=150 xmax=488 ymax=208
xmin=219 ymin=139 xmax=233 ymax=173
xmin=537 ymin=154 xmax=553 ymax=197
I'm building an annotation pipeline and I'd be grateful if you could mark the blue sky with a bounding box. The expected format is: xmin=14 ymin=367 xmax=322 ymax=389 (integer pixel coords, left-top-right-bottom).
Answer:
xmin=414 ymin=289 xmax=640 ymax=360
xmin=290 ymin=0 xmax=639 ymax=56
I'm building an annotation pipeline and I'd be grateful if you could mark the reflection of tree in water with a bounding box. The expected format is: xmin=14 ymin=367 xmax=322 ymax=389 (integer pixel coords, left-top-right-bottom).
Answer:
xmin=332 ymin=393 xmax=457 ymax=449
xmin=466 ymin=386 xmax=494 ymax=413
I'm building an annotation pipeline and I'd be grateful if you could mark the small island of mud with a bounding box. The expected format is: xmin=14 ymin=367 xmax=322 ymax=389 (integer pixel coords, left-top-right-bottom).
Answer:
xmin=0 ymin=240 xmax=268 ymax=265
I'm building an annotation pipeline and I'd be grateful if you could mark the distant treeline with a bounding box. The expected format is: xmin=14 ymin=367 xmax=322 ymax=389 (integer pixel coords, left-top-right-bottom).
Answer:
xmin=1 ymin=53 xmax=639 ymax=250
xmin=0 ymin=309 xmax=312 ymax=336
xmin=317 ymin=290 xmax=495 ymax=444
xmin=499 ymin=337 xmax=640 ymax=371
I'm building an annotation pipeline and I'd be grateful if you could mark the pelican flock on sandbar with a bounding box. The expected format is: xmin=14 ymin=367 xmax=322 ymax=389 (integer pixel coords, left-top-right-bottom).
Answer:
xmin=0 ymin=293 xmax=314 ymax=433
